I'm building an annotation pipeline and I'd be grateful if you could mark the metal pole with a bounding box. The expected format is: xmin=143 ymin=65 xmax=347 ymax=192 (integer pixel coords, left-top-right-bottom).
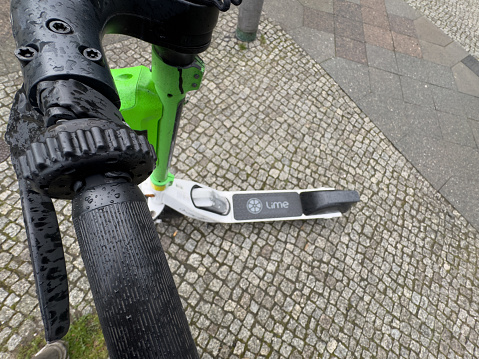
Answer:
xmin=236 ymin=0 xmax=265 ymax=42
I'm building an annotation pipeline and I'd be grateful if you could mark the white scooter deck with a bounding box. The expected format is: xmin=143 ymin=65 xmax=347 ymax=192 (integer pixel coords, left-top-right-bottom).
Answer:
xmin=140 ymin=178 xmax=360 ymax=223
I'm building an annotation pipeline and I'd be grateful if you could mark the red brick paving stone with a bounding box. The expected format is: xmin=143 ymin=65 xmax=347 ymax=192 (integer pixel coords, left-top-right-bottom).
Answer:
xmin=361 ymin=6 xmax=390 ymax=30
xmin=364 ymin=23 xmax=394 ymax=51
xmin=336 ymin=35 xmax=368 ymax=65
xmin=304 ymin=8 xmax=335 ymax=34
xmin=334 ymin=0 xmax=363 ymax=23
xmin=389 ymin=14 xmax=417 ymax=38
xmin=360 ymin=0 xmax=386 ymax=11
xmin=335 ymin=16 xmax=365 ymax=42
xmin=392 ymin=32 xmax=422 ymax=58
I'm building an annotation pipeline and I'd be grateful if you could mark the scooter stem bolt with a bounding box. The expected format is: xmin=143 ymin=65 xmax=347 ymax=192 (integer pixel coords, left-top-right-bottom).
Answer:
xmin=83 ymin=48 xmax=102 ymax=62
xmin=47 ymin=20 xmax=73 ymax=34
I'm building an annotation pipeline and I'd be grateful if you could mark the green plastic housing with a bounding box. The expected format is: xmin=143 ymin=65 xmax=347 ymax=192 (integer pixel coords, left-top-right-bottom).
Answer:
xmin=111 ymin=46 xmax=204 ymax=189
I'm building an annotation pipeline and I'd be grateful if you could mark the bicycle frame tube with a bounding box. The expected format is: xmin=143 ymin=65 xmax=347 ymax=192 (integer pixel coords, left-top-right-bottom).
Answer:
xmin=112 ymin=45 xmax=205 ymax=189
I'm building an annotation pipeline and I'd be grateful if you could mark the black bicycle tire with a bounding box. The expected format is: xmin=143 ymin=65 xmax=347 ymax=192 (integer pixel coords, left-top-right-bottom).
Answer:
xmin=72 ymin=178 xmax=198 ymax=359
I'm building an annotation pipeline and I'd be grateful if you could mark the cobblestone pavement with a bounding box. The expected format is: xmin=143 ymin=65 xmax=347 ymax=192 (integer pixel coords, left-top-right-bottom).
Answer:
xmin=264 ymin=0 xmax=479 ymax=230
xmin=1 ymin=4 xmax=479 ymax=359
xmin=403 ymin=0 xmax=479 ymax=59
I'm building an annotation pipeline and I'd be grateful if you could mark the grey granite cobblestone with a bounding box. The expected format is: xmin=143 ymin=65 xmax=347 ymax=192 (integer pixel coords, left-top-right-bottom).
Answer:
xmin=404 ymin=0 xmax=479 ymax=59
xmin=263 ymin=0 xmax=479 ymax=230
xmin=0 ymin=6 xmax=478 ymax=359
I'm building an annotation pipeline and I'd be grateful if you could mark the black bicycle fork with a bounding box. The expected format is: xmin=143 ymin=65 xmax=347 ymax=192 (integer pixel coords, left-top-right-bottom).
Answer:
xmin=6 ymin=0 xmax=238 ymax=343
